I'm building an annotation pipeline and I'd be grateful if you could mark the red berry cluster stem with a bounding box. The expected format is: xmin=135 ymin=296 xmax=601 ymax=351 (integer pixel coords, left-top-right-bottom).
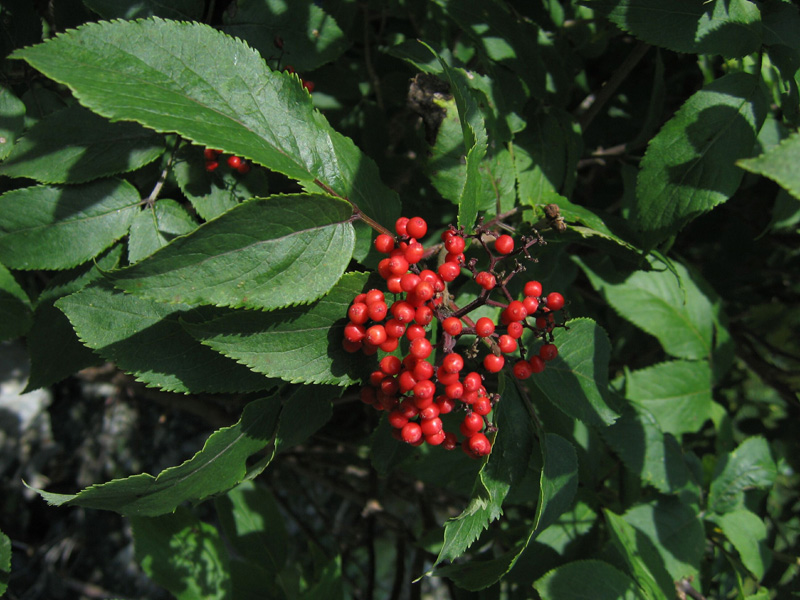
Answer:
xmin=203 ymin=148 xmax=251 ymax=174
xmin=343 ymin=216 xmax=569 ymax=458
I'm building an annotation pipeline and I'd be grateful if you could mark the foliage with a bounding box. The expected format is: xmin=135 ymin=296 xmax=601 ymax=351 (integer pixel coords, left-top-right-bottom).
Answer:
xmin=1 ymin=0 xmax=799 ymax=598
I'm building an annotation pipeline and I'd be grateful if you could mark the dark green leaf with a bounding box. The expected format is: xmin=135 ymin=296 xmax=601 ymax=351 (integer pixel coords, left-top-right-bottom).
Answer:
xmin=763 ymin=2 xmax=800 ymax=49
xmin=634 ymin=72 xmax=768 ymax=248
xmin=531 ymin=318 xmax=619 ymax=427
xmin=708 ymin=509 xmax=770 ymax=579
xmin=127 ymin=199 xmax=198 ymax=264
xmin=625 ymin=360 xmax=713 ymax=436
xmin=0 ymin=105 xmax=165 ymax=184
xmin=222 ymin=0 xmax=350 ymax=72
xmin=56 ymin=281 xmax=271 ymax=393
xmin=0 ymin=527 xmax=9 ymax=596
xmin=534 ymin=560 xmax=646 ymax=600
xmin=183 ymin=272 xmax=370 ymax=386
xmin=110 ymin=194 xmax=355 ymax=310
xmin=605 ymin=510 xmax=670 ymax=600
xmin=738 ymin=130 xmax=800 ymax=201
xmin=274 ymin=387 xmax=334 ymax=452
xmin=0 ymin=86 xmax=26 ymax=161
xmin=132 ymin=507 xmax=232 ymax=600
xmin=32 ymin=396 xmax=281 ymax=516
xmin=708 ymin=436 xmax=777 ymax=514
xmin=12 ymin=19 xmax=399 ymax=243
xmin=84 ymin=0 xmax=204 ymax=20
xmin=0 ymin=180 xmax=139 ymax=270
xmin=0 ymin=262 xmax=32 ymax=340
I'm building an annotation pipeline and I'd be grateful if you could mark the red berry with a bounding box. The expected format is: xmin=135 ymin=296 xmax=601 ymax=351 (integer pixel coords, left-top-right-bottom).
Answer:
xmin=505 ymin=300 xmax=527 ymax=322
xmin=398 ymin=371 xmax=417 ymax=393
xmin=344 ymin=322 xmax=366 ymax=342
xmin=406 ymin=216 xmax=428 ymax=239
xmin=386 ymin=277 xmax=403 ymax=294
xmin=360 ymin=387 xmax=377 ymax=405
xmin=374 ymin=234 xmax=395 ymax=254
xmin=205 ymin=160 xmax=219 ymax=172
xmin=420 ymin=417 xmax=443 ymax=436
xmin=523 ymin=296 xmax=539 ymax=315
xmin=513 ymin=360 xmax=533 ymax=379
xmin=494 ymin=234 xmax=514 ymax=255
xmin=529 ymin=355 xmax=546 ymax=373
xmin=347 ymin=302 xmax=369 ymax=325
xmin=442 ymin=353 xmax=464 ymax=374
xmin=409 ymin=337 xmax=433 ymax=359
xmin=420 ymin=404 xmax=440 ymax=420
xmin=468 ymin=433 xmax=492 ymax=456
xmin=473 ymin=398 xmax=492 ymax=415
xmin=342 ymin=339 xmax=361 ymax=353
xmin=412 ymin=360 xmax=434 ymax=382
xmin=475 ymin=271 xmax=496 ymax=290
xmin=462 ymin=372 xmax=483 ymax=392
xmin=498 ymin=334 xmax=517 ymax=354
xmin=380 ymin=338 xmax=398 ymax=352
xmin=405 ymin=323 xmax=426 ymax=341
xmin=507 ymin=321 xmax=524 ymax=339
xmin=445 ymin=252 xmax=465 ymax=265
xmin=437 ymin=396 xmax=456 ymax=414
xmin=367 ymin=301 xmax=388 ymax=322
xmin=445 ymin=382 xmax=464 ymax=400
xmin=404 ymin=241 xmax=425 ymax=264
xmin=524 ymin=281 xmax=543 ymax=298
xmin=442 ymin=316 xmax=463 ymax=336
xmin=227 ymin=155 xmax=242 ymax=169
xmin=365 ymin=289 xmax=384 ymax=305
xmin=425 ymin=430 xmax=446 ymax=446
xmin=462 ymin=412 xmax=484 ymax=432
xmin=388 ymin=410 xmax=408 ymax=429
xmin=535 ymin=314 xmax=555 ymax=331
xmin=380 ymin=355 xmax=402 ymax=376
xmin=539 ymin=343 xmax=559 ymax=361
xmin=436 ymin=366 xmax=460 ymax=385
xmin=395 ymin=217 xmax=409 ymax=236
xmin=203 ymin=148 xmax=219 ymax=160
xmin=483 ymin=354 xmax=505 ymax=373
xmin=236 ymin=161 xmax=250 ymax=174
xmin=438 ymin=261 xmax=461 ymax=282
xmin=475 ymin=317 xmax=495 ymax=338
xmin=365 ymin=325 xmax=387 ymax=345
xmin=384 ymin=318 xmax=406 ymax=339
xmin=401 ymin=422 xmax=422 ymax=444
xmin=444 ymin=235 xmax=466 ymax=254
xmin=413 ymin=281 xmax=434 ymax=302
xmin=546 ymin=292 xmax=565 ymax=311
xmin=391 ymin=301 xmax=415 ymax=323
xmin=443 ymin=432 xmax=458 ymax=450
xmin=415 ymin=305 xmax=434 ymax=326
xmin=302 ymin=80 xmax=315 ymax=93
xmin=413 ymin=379 xmax=436 ymax=401
xmin=387 ymin=255 xmax=409 ymax=276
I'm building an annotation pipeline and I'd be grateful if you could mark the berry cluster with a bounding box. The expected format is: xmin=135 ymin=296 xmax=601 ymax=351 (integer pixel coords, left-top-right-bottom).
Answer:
xmin=343 ymin=217 xmax=567 ymax=458
xmin=203 ymin=148 xmax=251 ymax=174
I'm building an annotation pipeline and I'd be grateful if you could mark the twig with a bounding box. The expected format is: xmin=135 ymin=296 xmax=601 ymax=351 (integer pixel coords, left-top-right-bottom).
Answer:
xmin=675 ymin=577 xmax=706 ymax=600
xmin=143 ymin=136 xmax=182 ymax=208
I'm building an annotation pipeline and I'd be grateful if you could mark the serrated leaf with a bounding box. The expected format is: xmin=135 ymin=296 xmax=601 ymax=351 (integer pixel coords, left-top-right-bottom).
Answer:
xmin=12 ymin=18 xmax=399 ymax=242
xmin=0 ymin=262 xmax=32 ymax=340
xmin=531 ymin=318 xmax=619 ymax=427
xmin=576 ymin=255 xmax=717 ymax=360
xmin=56 ymin=281 xmax=271 ymax=393
xmin=586 ymin=0 xmax=762 ymax=57
xmin=708 ymin=509 xmax=770 ymax=579
xmin=32 ymin=395 xmax=281 ymax=516
xmin=625 ymin=360 xmax=713 ymax=436
xmin=738 ymin=130 xmax=800 ymax=201
xmin=603 ymin=401 xmax=696 ymax=495
xmin=534 ymin=560 xmax=646 ymax=600
xmin=183 ymin=272 xmax=369 ymax=386
xmin=623 ymin=497 xmax=704 ymax=582
xmin=0 ymin=105 xmax=165 ymax=183
xmin=132 ymin=507 xmax=231 ymax=600
xmin=0 ymin=527 xmax=9 ymax=596
xmin=222 ymin=0 xmax=350 ymax=72
xmin=634 ymin=72 xmax=768 ymax=248
xmin=84 ymin=0 xmax=204 ymax=20
xmin=274 ymin=388 xmax=334 ymax=452
xmin=0 ymin=86 xmax=26 ymax=161
xmin=128 ymin=199 xmax=198 ymax=263
xmin=0 ymin=179 xmax=139 ymax=270
xmin=708 ymin=437 xmax=777 ymax=514
xmin=110 ymin=194 xmax=354 ymax=310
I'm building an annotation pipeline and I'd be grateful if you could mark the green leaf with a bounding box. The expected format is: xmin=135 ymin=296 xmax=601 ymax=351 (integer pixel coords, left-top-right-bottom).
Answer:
xmin=127 ymin=199 xmax=198 ymax=264
xmin=634 ymin=72 xmax=768 ymax=248
xmin=83 ymin=0 xmax=204 ymax=20
xmin=603 ymin=401 xmax=696 ymax=495
xmin=604 ymin=510 xmax=670 ymax=600
xmin=576 ymin=256 xmax=716 ymax=360
xmin=531 ymin=318 xmax=619 ymax=427
xmin=12 ymin=18 xmax=399 ymax=240
xmin=274 ymin=388 xmax=334 ymax=452
xmin=708 ymin=509 xmax=770 ymax=580
xmin=0 ymin=105 xmax=165 ymax=183
xmin=32 ymin=395 xmax=281 ymax=516
xmin=132 ymin=507 xmax=232 ymax=600
xmin=738 ymin=130 xmax=800 ymax=201
xmin=762 ymin=2 xmax=800 ymax=50
xmin=222 ymin=0 xmax=350 ymax=72
xmin=0 ymin=180 xmax=139 ymax=270
xmin=534 ymin=560 xmax=646 ymax=600
xmin=183 ymin=272 xmax=370 ymax=386
xmin=0 ymin=86 xmax=26 ymax=161
xmin=708 ymin=436 xmax=777 ymax=514
xmin=0 ymin=527 xmax=10 ymax=596
xmin=215 ymin=481 xmax=287 ymax=572
xmin=437 ymin=432 xmax=579 ymax=590
xmin=0 ymin=262 xmax=32 ymax=340
xmin=623 ymin=497 xmax=704 ymax=582
xmin=625 ymin=360 xmax=713 ymax=436
xmin=56 ymin=281 xmax=271 ymax=393
xmin=110 ymin=194 xmax=355 ymax=310
xmin=587 ymin=0 xmax=762 ymax=58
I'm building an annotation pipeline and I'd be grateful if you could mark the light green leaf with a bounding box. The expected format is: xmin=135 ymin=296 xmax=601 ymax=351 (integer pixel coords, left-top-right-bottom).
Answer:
xmin=576 ymin=256 xmax=716 ymax=360
xmin=183 ymin=272 xmax=370 ymax=386
xmin=0 ymin=105 xmax=165 ymax=183
xmin=531 ymin=318 xmax=619 ymax=427
xmin=222 ymin=0 xmax=350 ymax=72
xmin=110 ymin=194 xmax=355 ymax=310
xmin=12 ymin=18 xmax=399 ymax=242
xmin=127 ymin=199 xmax=198 ymax=263
xmin=0 ymin=180 xmax=139 ymax=270
xmin=0 ymin=262 xmax=32 ymax=341
xmin=605 ymin=510 xmax=670 ymax=600
xmin=535 ymin=560 xmax=646 ymax=600
xmin=625 ymin=360 xmax=713 ymax=436
xmin=708 ymin=509 xmax=770 ymax=579
xmin=56 ymin=281 xmax=271 ymax=393
xmin=132 ymin=507 xmax=231 ymax=600
xmin=0 ymin=86 xmax=26 ymax=161
xmin=32 ymin=395 xmax=281 ymax=516
xmin=708 ymin=436 xmax=777 ymax=514
xmin=0 ymin=527 xmax=9 ymax=596
xmin=634 ymin=72 xmax=768 ymax=248
xmin=738 ymin=130 xmax=800 ymax=201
